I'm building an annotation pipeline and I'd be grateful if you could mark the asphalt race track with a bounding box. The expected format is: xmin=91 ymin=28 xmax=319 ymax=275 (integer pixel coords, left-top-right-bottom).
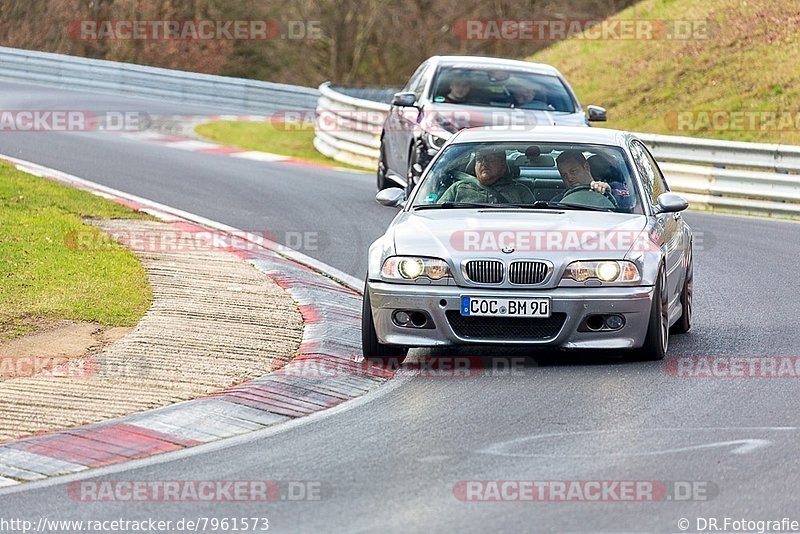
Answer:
xmin=2 ymin=80 xmax=800 ymax=533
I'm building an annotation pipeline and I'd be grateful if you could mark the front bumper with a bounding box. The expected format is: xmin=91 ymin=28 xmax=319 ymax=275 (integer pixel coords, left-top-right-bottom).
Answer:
xmin=367 ymin=281 xmax=655 ymax=349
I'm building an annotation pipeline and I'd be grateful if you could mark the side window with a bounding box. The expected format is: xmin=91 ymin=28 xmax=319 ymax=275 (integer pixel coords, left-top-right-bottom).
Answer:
xmin=411 ymin=65 xmax=429 ymax=100
xmin=642 ymin=145 xmax=670 ymax=194
xmin=403 ymin=62 xmax=428 ymax=95
xmin=630 ymin=140 xmax=666 ymax=205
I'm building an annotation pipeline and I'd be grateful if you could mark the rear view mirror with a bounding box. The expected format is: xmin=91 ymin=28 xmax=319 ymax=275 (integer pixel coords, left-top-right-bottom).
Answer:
xmin=391 ymin=92 xmax=417 ymax=107
xmin=525 ymin=146 xmax=541 ymax=159
xmin=655 ymin=192 xmax=689 ymax=213
xmin=587 ymin=105 xmax=607 ymax=122
xmin=376 ymin=188 xmax=406 ymax=208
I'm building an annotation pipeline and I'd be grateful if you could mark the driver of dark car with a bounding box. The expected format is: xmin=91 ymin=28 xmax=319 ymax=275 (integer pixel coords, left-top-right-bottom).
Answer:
xmin=508 ymin=82 xmax=552 ymax=110
xmin=444 ymin=77 xmax=472 ymax=103
xmin=554 ymin=150 xmax=634 ymax=211
xmin=438 ymin=148 xmax=535 ymax=204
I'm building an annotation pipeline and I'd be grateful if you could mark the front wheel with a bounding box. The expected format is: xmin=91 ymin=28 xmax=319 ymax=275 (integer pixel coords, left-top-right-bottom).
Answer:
xmin=377 ymin=141 xmax=392 ymax=191
xmin=406 ymin=141 xmax=431 ymax=198
xmin=636 ymin=267 xmax=669 ymax=361
xmin=361 ymin=281 xmax=408 ymax=366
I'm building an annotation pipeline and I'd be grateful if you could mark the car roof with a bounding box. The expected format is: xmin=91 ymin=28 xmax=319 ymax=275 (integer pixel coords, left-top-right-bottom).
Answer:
xmin=449 ymin=126 xmax=635 ymax=148
xmin=429 ymin=55 xmax=562 ymax=77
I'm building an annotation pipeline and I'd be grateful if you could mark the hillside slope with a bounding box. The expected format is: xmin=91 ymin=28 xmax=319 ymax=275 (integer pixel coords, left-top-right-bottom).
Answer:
xmin=530 ymin=0 xmax=800 ymax=143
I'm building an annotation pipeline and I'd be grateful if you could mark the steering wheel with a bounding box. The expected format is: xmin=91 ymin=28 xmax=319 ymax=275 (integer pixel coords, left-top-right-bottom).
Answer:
xmin=560 ymin=184 xmax=619 ymax=209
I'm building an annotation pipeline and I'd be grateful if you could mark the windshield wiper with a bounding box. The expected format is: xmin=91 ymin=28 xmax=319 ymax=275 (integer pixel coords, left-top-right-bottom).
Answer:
xmin=413 ymin=202 xmax=495 ymax=210
xmin=415 ymin=201 xmax=567 ymax=210
xmin=486 ymin=202 xmax=559 ymax=209
xmin=547 ymin=202 xmax=614 ymax=212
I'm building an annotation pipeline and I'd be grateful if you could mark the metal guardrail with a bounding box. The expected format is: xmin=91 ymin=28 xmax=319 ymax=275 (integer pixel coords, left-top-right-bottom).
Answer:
xmin=0 ymin=46 xmax=319 ymax=113
xmin=659 ymin=163 xmax=800 ymax=217
xmin=315 ymin=83 xmax=800 ymax=217
xmin=3 ymin=47 xmax=797 ymax=218
xmin=636 ymin=133 xmax=800 ymax=174
xmin=637 ymin=133 xmax=800 ymax=216
xmin=313 ymin=83 xmax=389 ymax=169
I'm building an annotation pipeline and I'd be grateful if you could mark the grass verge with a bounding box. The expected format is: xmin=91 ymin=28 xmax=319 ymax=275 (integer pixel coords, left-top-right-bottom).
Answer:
xmin=195 ymin=120 xmax=367 ymax=170
xmin=529 ymin=0 xmax=800 ymax=144
xmin=0 ymin=162 xmax=153 ymax=341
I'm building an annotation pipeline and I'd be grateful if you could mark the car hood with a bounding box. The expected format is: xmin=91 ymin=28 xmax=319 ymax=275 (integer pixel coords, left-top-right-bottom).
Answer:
xmin=391 ymin=209 xmax=649 ymax=266
xmin=420 ymin=102 xmax=588 ymax=133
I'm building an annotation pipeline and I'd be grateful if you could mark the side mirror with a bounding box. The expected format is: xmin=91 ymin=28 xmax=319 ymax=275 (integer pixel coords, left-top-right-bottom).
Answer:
xmin=655 ymin=192 xmax=688 ymax=214
xmin=376 ymin=187 xmax=406 ymax=208
xmin=411 ymin=163 xmax=424 ymax=176
xmin=391 ymin=92 xmax=417 ymax=107
xmin=587 ymin=105 xmax=607 ymax=122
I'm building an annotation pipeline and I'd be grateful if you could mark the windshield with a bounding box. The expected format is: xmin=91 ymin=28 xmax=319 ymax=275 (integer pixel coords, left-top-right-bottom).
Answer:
xmin=430 ymin=66 xmax=576 ymax=112
xmin=410 ymin=142 xmax=643 ymax=214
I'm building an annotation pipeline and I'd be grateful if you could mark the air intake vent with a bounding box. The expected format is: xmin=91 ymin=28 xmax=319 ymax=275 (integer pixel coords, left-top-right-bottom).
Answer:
xmin=508 ymin=261 xmax=550 ymax=285
xmin=446 ymin=312 xmax=567 ymax=341
xmin=463 ymin=260 xmax=504 ymax=284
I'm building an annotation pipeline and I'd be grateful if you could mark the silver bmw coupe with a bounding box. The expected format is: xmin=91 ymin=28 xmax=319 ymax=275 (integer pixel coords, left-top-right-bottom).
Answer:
xmin=363 ymin=126 xmax=693 ymax=363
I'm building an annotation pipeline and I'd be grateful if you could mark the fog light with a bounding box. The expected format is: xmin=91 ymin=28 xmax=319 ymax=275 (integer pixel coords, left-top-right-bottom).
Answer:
xmin=605 ymin=315 xmax=625 ymax=330
xmin=394 ymin=311 xmax=411 ymax=326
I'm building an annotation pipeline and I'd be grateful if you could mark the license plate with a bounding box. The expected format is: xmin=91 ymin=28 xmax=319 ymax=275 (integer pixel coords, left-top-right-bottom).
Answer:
xmin=460 ymin=296 xmax=551 ymax=318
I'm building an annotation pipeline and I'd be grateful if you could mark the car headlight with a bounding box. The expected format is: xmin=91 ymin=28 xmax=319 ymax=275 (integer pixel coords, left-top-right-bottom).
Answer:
xmin=382 ymin=256 xmax=451 ymax=281
xmin=424 ymin=131 xmax=448 ymax=151
xmin=560 ymin=260 xmax=640 ymax=284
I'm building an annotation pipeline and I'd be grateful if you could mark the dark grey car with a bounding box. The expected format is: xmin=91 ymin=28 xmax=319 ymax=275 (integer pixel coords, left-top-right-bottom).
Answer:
xmin=377 ymin=55 xmax=607 ymax=194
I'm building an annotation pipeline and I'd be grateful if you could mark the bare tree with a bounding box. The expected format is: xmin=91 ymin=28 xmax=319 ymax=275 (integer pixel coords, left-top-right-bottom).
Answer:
xmin=0 ymin=0 xmax=636 ymax=86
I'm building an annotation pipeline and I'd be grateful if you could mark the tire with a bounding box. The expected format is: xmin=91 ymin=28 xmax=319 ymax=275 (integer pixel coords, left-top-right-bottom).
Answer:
xmin=377 ymin=141 xmax=392 ymax=191
xmin=671 ymin=249 xmax=693 ymax=334
xmin=361 ymin=281 xmax=408 ymax=366
xmin=636 ymin=266 xmax=669 ymax=361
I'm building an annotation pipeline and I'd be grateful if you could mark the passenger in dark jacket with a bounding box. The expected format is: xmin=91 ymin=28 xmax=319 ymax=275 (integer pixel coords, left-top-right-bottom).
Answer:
xmin=439 ymin=148 xmax=535 ymax=204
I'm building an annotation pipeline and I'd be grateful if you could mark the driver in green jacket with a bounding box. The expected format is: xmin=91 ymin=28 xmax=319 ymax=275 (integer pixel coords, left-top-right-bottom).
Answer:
xmin=438 ymin=148 xmax=535 ymax=204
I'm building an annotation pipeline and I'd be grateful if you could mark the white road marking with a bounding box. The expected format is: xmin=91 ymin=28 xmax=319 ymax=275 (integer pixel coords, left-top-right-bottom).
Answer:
xmin=0 ymin=368 xmax=412 ymax=496
xmin=119 ymin=131 xmax=177 ymax=142
xmin=0 ymin=152 xmax=402 ymax=496
xmin=158 ymin=140 xmax=220 ymax=151
xmin=232 ymin=150 xmax=289 ymax=162
xmin=0 ymin=153 xmax=362 ymax=291
xmin=479 ymin=427 xmax=796 ymax=458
